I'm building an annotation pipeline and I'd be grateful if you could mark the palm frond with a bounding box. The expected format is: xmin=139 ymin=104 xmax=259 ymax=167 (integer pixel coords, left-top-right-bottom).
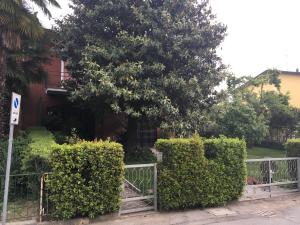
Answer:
xmin=0 ymin=0 xmax=20 ymax=14
xmin=28 ymin=0 xmax=61 ymax=18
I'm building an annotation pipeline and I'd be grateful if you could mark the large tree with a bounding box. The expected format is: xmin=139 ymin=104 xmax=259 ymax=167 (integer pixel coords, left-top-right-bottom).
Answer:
xmin=57 ymin=0 xmax=226 ymax=138
xmin=0 ymin=0 xmax=60 ymax=137
xmin=217 ymin=70 xmax=300 ymax=146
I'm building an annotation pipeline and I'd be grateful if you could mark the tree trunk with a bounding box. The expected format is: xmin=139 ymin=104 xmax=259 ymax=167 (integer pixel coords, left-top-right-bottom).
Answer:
xmin=0 ymin=48 xmax=8 ymax=138
xmin=125 ymin=117 xmax=138 ymax=149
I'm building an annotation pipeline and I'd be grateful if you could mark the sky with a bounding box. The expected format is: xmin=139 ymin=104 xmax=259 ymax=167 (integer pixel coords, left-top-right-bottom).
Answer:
xmin=36 ymin=0 xmax=300 ymax=77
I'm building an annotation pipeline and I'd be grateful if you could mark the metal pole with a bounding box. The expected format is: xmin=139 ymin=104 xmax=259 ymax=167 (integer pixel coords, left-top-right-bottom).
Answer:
xmin=268 ymin=160 xmax=272 ymax=198
xmin=39 ymin=174 xmax=44 ymax=222
xmin=2 ymin=124 xmax=14 ymax=225
xmin=153 ymin=163 xmax=157 ymax=211
xmin=297 ymin=159 xmax=300 ymax=191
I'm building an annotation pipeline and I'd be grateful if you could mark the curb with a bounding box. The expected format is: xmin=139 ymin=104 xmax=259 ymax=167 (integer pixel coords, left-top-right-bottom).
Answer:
xmin=8 ymin=213 xmax=119 ymax=225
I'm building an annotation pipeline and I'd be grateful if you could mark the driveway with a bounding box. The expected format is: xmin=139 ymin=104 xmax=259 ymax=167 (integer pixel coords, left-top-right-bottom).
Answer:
xmin=94 ymin=194 xmax=300 ymax=225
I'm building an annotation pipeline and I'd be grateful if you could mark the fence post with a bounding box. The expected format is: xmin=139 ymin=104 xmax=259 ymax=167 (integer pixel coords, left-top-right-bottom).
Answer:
xmin=297 ymin=159 xmax=300 ymax=191
xmin=39 ymin=174 xmax=44 ymax=222
xmin=153 ymin=163 xmax=158 ymax=211
xmin=268 ymin=160 xmax=272 ymax=198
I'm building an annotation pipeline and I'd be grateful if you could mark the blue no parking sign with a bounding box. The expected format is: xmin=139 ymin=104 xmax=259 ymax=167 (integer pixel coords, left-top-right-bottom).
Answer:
xmin=2 ymin=92 xmax=22 ymax=225
xmin=10 ymin=92 xmax=21 ymax=125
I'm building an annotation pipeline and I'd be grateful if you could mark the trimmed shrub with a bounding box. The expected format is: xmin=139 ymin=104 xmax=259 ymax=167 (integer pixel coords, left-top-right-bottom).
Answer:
xmin=285 ymin=138 xmax=300 ymax=157
xmin=155 ymin=136 xmax=246 ymax=210
xmin=0 ymin=131 xmax=31 ymax=175
xmin=48 ymin=141 xmax=124 ymax=219
xmin=22 ymin=127 xmax=56 ymax=173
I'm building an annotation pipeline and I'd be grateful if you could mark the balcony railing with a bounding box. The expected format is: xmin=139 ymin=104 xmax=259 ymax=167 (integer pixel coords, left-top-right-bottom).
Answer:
xmin=45 ymin=72 xmax=70 ymax=94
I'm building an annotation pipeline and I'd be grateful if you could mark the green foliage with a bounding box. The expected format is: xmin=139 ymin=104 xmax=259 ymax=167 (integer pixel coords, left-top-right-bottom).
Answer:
xmin=0 ymin=0 xmax=60 ymax=137
xmin=22 ymin=127 xmax=56 ymax=173
xmin=53 ymin=128 xmax=82 ymax=145
xmin=125 ymin=146 xmax=157 ymax=164
xmin=250 ymin=69 xmax=281 ymax=92
xmin=48 ymin=141 xmax=124 ymax=219
xmin=218 ymin=101 xmax=269 ymax=146
xmin=259 ymin=91 xmax=298 ymax=129
xmin=53 ymin=131 xmax=68 ymax=145
xmin=42 ymin=103 xmax=95 ymax=140
xmin=0 ymin=131 xmax=31 ymax=175
xmin=56 ymin=0 xmax=226 ymax=136
xmin=215 ymin=71 xmax=300 ymax=146
xmin=285 ymin=139 xmax=300 ymax=157
xmin=155 ymin=136 xmax=246 ymax=210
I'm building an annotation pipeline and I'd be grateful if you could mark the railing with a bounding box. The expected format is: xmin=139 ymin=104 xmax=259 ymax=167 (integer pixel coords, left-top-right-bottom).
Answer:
xmin=0 ymin=173 xmax=42 ymax=221
xmin=243 ymin=158 xmax=300 ymax=200
xmin=0 ymin=164 xmax=158 ymax=222
xmin=119 ymin=163 xmax=157 ymax=215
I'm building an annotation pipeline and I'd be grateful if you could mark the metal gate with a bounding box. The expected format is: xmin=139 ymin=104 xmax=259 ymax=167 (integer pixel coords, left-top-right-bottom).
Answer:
xmin=0 ymin=173 xmax=41 ymax=222
xmin=243 ymin=158 xmax=300 ymax=200
xmin=119 ymin=163 xmax=157 ymax=215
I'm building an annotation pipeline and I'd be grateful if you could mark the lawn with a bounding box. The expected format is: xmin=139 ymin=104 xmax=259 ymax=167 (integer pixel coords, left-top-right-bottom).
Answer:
xmin=247 ymin=146 xmax=286 ymax=159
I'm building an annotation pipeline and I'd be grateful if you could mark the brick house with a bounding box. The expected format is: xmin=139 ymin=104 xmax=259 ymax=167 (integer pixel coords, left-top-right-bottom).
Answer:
xmin=21 ymin=57 xmax=69 ymax=129
xmin=21 ymin=57 xmax=158 ymax=146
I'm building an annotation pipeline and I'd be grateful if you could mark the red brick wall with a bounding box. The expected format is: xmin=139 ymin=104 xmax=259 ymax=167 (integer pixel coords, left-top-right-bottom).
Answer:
xmin=21 ymin=57 xmax=67 ymax=129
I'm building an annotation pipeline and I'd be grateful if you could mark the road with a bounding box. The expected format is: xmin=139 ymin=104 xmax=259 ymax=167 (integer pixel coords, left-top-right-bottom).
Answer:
xmin=94 ymin=194 xmax=300 ymax=225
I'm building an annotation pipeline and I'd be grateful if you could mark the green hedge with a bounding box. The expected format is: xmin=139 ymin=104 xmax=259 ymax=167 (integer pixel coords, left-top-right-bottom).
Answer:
xmin=0 ymin=131 xmax=31 ymax=175
xmin=22 ymin=127 xmax=55 ymax=173
xmin=48 ymin=141 xmax=124 ymax=219
xmin=155 ymin=136 xmax=246 ymax=210
xmin=285 ymin=138 xmax=300 ymax=157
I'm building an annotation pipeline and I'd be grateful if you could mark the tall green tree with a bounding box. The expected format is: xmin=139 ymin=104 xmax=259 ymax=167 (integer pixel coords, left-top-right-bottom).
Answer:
xmin=217 ymin=69 xmax=299 ymax=146
xmin=0 ymin=0 xmax=60 ymax=137
xmin=56 ymin=0 xmax=227 ymax=139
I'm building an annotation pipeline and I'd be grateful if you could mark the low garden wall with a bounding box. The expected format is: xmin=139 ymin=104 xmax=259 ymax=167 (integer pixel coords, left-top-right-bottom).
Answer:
xmin=155 ymin=136 xmax=247 ymax=210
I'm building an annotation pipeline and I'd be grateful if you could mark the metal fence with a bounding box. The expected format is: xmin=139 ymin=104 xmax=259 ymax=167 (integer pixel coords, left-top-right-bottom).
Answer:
xmin=0 ymin=173 xmax=41 ymax=222
xmin=39 ymin=164 xmax=158 ymax=219
xmin=40 ymin=173 xmax=52 ymax=221
xmin=119 ymin=163 xmax=157 ymax=215
xmin=243 ymin=158 xmax=300 ymax=200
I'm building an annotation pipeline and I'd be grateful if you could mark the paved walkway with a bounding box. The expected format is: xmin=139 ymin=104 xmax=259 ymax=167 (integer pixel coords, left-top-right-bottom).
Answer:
xmin=94 ymin=194 xmax=300 ymax=225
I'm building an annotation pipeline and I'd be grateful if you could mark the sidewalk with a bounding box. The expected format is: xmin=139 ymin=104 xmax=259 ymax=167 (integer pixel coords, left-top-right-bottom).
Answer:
xmin=94 ymin=194 xmax=300 ymax=225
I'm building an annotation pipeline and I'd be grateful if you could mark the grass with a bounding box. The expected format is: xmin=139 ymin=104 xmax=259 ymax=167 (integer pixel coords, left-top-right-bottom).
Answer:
xmin=247 ymin=146 xmax=286 ymax=159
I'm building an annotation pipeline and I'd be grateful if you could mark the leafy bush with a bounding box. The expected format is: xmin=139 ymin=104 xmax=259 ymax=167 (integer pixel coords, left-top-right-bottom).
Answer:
xmin=22 ymin=127 xmax=56 ymax=173
xmin=53 ymin=128 xmax=81 ymax=145
xmin=285 ymin=138 xmax=300 ymax=157
xmin=218 ymin=101 xmax=269 ymax=146
xmin=48 ymin=141 xmax=124 ymax=219
xmin=53 ymin=131 xmax=68 ymax=144
xmin=155 ymin=136 xmax=246 ymax=210
xmin=0 ymin=131 xmax=31 ymax=175
xmin=125 ymin=146 xmax=157 ymax=164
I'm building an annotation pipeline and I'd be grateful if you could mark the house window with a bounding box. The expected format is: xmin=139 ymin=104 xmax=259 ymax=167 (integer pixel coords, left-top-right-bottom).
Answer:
xmin=61 ymin=60 xmax=65 ymax=81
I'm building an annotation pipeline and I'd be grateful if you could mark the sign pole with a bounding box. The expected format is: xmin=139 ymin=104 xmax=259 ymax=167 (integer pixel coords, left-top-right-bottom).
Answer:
xmin=2 ymin=93 xmax=21 ymax=225
xmin=1 ymin=124 xmax=14 ymax=225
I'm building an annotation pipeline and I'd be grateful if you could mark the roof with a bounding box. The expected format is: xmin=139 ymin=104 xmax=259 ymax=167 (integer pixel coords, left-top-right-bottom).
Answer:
xmin=279 ymin=70 xmax=300 ymax=76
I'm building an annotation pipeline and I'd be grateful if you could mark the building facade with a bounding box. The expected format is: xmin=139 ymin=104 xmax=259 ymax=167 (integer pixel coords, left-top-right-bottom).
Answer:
xmin=21 ymin=57 xmax=69 ymax=129
xmin=252 ymin=70 xmax=300 ymax=108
